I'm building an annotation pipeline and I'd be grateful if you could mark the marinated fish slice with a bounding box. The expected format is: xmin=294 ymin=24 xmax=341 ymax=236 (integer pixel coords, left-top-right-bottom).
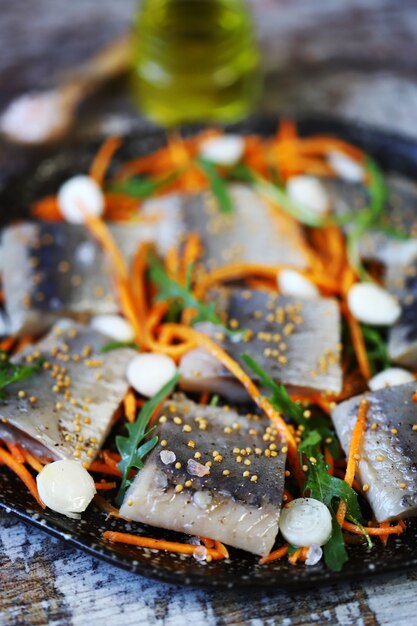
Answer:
xmin=182 ymin=184 xmax=309 ymax=269
xmin=179 ymin=288 xmax=342 ymax=400
xmin=0 ymin=319 xmax=136 ymax=463
xmin=120 ymin=395 xmax=286 ymax=556
xmin=384 ymin=259 xmax=417 ymax=367
xmin=331 ymin=382 xmax=417 ymax=522
xmin=324 ymin=175 xmax=417 ymax=265
xmin=2 ymin=218 xmax=183 ymax=335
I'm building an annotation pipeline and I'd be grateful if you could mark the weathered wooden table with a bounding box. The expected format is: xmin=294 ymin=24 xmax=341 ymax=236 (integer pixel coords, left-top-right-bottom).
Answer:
xmin=1 ymin=1 xmax=417 ymax=624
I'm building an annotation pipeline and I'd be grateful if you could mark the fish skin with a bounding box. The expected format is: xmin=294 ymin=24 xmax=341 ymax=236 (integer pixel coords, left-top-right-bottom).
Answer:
xmin=324 ymin=174 xmax=417 ymax=265
xmin=180 ymin=288 xmax=342 ymax=400
xmin=182 ymin=183 xmax=309 ymax=269
xmin=120 ymin=395 xmax=287 ymax=556
xmin=331 ymin=382 xmax=417 ymax=522
xmin=0 ymin=319 xmax=136 ymax=464
xmin=1 ymin=218 xmax=183 ymax=336
xmin=384 ymin=259 xmax=417 ymax=367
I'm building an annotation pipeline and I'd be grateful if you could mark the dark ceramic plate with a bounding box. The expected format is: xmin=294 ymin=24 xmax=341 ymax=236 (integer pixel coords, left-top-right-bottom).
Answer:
xmin=1 ymin=116 xmax=417 ymax=588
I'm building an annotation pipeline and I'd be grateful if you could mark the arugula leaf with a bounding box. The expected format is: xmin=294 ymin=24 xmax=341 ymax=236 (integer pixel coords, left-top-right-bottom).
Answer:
xmin=109 ymin=171 xmax=179 ymax=199
xmin=345 ymin=157 xmax=389 ymax=280
xmin=100 ymin=340 xmax=139 ymax=354
xmin=304 ymin=454 xmax=364 ymax=571
xmin=0 ymin=352 xmax=44 ymax=399
xmin=298 ymin=430 xmax=322 ymax=454
xmin=241 ymin=353 xmax=307 ymax=424
xmin=361 ymin=324 xmax=390 ymax=374
xmin=196 ymin=157 xmax=233 ymax=214
xmin=148 ymin=255 xmax=244 ymax=338
xmin=304 ymin=454 xmax=362 ymax=521
xmin=209 ymin=394 xmax=220 ymax=407
xmin=242 ymin=353 xmax=339 ymax=457
xmin=241 ymin=354 xmax=361 ymax=571
xmin=115 ymin=371 xmax=180 ymax=505
xmin=323 ymin=511 xmax=349 ymax=572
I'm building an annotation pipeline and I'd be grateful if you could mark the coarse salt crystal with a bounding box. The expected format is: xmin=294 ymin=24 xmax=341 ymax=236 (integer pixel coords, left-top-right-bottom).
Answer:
xmin=160 ymin=450 xmax=176 ymax=465
xmin=305 ymin=544 xmax=323 ymax=566
xmin=187 ymin=458 xmax=209 ymax=477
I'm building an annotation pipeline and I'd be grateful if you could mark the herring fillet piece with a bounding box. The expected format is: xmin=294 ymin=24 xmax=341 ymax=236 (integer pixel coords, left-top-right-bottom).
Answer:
xmin=324 ymin=174 xmax=417 ymax=266
xmin=120 ymin=395 xmax=287 ymax=556
xmin=1 ymin=217 xmax=183 ymax=336
xmin=182 ymin=183 xmax=309 ymax=269
xmin=384 ymin=258 xmax=417 ymax=367
xmin=0 ymin=319 xmax=136 ymax=463
xmin=331 ymin=382 xmax=417 ymax=522
xmin=179 ymin=288 xmax=342 ymax=400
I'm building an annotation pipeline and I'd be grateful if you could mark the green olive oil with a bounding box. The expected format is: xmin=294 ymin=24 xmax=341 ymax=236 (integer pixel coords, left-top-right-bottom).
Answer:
xmin=131 ymin=0 xmax=261 ymax=126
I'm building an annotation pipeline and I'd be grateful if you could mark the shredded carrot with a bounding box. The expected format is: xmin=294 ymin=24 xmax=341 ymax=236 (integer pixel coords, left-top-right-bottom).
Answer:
xmin=288 ymin=546 xmax=309 ymax=565
xmin=31 ymin=195 xmax=62 ymax=221
xmin=214 ymin=540 xmax=229 ymax=559
xmin=14 ymin=336 xmax=35 ymax=354
xmin=179 ymin=233 xmax=202 ymax=284
xmin=104 ymin=192 xmax=140 ymax=221
xmin=342 ymin=520 xmax=405 ymax=537
xmin=89 ymin=136 xmax=121 ymax=186
xmin=0 ymin=446 xmax=45 ymax=508
xmin=123 ymin=389 xmax=137 ymax=424
xmin=88 ymin=462 xmax=121 ymax=477
xmin=102 ymin=451 xmax=120 ymax=472
xmin=83 ymin=213 xmax=143 ymax=345
xmin=17 ymin=446 xmax=45 ymax=473
xmin=345 ymin=311 xmax=372 ymax=381
xmin=95 ymin=481 xmax=117 ymax=491
xmin=199 ymin=391 xmax=210 ymax=405
xmin=199 ymin=536 xmax=229 ymax=558
xmin=259 ymin=544 xmax=289 ymax=565
xmin=336 ymin=399 xmax=368 ymax=526
xmin=103 ymin=531 xmax=226 ymax=560
xmin=5 ymin=441 xmax=26 ymax=464
xmin=0 ymin=337 xmax=15 ymax=352
xmin=378 ymin=520 xmax=391 ymax=546
xmin=165 ymin=245 xmax=181 ymax=279
xmin=193 ymin=262 xmax=339 ymax=300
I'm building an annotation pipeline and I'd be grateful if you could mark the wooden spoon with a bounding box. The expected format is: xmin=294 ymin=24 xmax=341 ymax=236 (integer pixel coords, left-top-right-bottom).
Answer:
xmin=0 ymin=34 xmax=133 ymax=146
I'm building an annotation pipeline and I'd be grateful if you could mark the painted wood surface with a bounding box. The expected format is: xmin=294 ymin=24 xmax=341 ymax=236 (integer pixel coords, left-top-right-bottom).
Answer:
xmin=1 ymin=0 xmax=417 ymax=624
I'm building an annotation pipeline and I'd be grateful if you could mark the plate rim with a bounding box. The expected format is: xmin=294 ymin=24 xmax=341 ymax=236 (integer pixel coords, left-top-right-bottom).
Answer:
xmin=1 ymin=113 xmax=417 ymax=588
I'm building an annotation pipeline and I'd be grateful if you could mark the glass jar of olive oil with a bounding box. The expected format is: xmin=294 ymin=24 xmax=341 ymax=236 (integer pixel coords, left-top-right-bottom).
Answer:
xmin=131 ymin=0 xmax=261 ymax=126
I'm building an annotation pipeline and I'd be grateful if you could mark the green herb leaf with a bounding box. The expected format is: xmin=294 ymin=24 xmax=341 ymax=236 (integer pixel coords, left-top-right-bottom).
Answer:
xmin=323 ymin=511 xmax=349 ymax=572
xmin=347 ymin=515 xmax=373 ymax=549
xmin=209 ymin=394 xmax=220 ymax=406
xmin=0 ymin=352 xmax=44 ymax=399
xmin=231 ymin=164 xmax=326 ymax=227
xmin=361 ymin=324 xmax=390 ymax=374
xmin=109 ymin=171 xmax=179 ymax=199
xmin=241 ymin=353 xmax=306 ymax=424
xmin=148 ymin=254 xmax=244 ymax=338
xmin=304 ymin=455 xmax=363 ymax=572
xmin=115 ymin=371 xmax=180 ymax=505
xmin=100 ymin=340 xmax=139 ymax=354
xmin=287 ymin=544 xmax=300 ymax=556
xmin=304 ymin=454 xmax=362 ymax=521
xmin=298 ymin=430 xmax=322 ymax=454
xmin=196 ymin=157 xmax=233 ymax=214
